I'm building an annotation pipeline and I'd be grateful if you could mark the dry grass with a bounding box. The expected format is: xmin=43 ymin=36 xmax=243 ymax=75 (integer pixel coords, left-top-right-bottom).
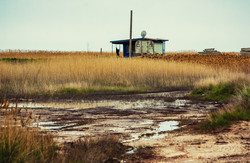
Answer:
xmin=0 ymin=98 xmax=128 ymax=162
xmin=163 ymin=53 xmax=250 ymax=72
xmin=141 ymin=52 xmax=249 ymax=72
xmin=0 ymin=51 xmax=249 ymax=96
xmin=0 ymin=50 xmax=116 ymax=59
xmin=62 ymin=135 xmax=127 ymax=162
xmin=0 ymin=99 xmax=57 ymax=162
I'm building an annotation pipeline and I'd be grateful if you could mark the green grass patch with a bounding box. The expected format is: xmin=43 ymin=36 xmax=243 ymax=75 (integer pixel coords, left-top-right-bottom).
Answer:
xmin=0 ymin=58 xmax=42 ymax=63
xmin=190 ymin=82 xmax=237 ymax=101
xmin=199 ymin=107 xmax=250 ymax=131
xmin=54 ymin=87 xmax=149 ymax=95
xmin=238 ymin=86 xmax=250 ymax=109
xmin=56 ymin=87 xmax=85 ymax=95
xmin=199 ymin=85 xmax=250 ymax=131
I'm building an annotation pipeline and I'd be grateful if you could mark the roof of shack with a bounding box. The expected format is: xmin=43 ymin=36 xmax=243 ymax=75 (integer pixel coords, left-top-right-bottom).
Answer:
xmin=110 ymin=38 xmax=168 ymax=44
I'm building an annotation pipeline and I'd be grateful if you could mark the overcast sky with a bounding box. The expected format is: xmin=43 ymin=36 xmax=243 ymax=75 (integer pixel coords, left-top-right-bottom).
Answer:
xmin=0 ymin=0 xmax=250 ymax=52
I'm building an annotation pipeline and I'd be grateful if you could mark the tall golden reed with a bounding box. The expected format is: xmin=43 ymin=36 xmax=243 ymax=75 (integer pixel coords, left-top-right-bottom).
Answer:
xmin=0 ymin=99 xmax=56 ymax=162
xmin=0 ymin=51 xmax=249 ymax=95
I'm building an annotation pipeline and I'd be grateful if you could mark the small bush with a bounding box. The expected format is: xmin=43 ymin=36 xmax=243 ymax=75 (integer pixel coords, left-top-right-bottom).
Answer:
xmin=136 ymin=146 xmax=154 ymax=159
xmin=63 ymin=135 xmax=127 ymax=162
xmin=238 ymin=86 xmax=250 ymax=109
xmin=0 ymin=100 xmax=58 ymax=163
xmin=199 ymin=85 xmax=250 ymax=131
xmin=199 ymin=107 xmax=250 ymax=130
xmin=54 ymin=87 xmax=148 ymax=96
xmin=0 ymin=58 xmax=39 ymax=63
xmin=191 ymin=82 xmax=237 ymax=101
xmin=56 ymin=87 xmax=85 ymax=95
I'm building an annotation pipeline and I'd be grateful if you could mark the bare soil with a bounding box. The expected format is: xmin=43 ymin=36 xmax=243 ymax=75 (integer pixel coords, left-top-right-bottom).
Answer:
xmin=7 ymin=90 xmax=249 ymax=162
xmin=126 ymin=121 xmax=250 ymax=162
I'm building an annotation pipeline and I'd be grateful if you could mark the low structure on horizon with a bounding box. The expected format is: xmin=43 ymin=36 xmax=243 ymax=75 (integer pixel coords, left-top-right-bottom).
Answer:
xmin=198 ymin=48 xmax=221 ymax=55
xmin=240 ymin=48 xmax=250 ymax=55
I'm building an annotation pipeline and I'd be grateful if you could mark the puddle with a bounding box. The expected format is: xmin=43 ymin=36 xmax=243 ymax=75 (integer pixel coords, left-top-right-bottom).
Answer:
xmin=8 ymin=102 xmax=47 ymax=108
xmin=58 ymin=131 xmax=89 ymax=136
xmin=135 ymin=133 xmax=166 ymax=141
xmin=110 ymin=99 xmax=190 ymax=110
xmin=123 ymin=121 xmax=179 ymax=143
xmin=8 ymin=91 xmax=191 ymax=110
xmin=126 ymin=148 xmax=137 ymax=154
xmin=131 ymin=121 xmax=179 ymax=141
xmin=138 ymin=91 xmax=189 ymax=98
xmin=148 ymin=134 xmax=165 ymax=139
xmin=171 ymin=99 xmax=188 ymax=107
xmin=32 ymin=121 xmax=69 ymax=130
xmin=158 ymin=121 xmax=179 ymax=132
xmin=39 ymin=125 xmax=65 ymax=130
xmin=8 ymin=102 xmax=107 ymax=109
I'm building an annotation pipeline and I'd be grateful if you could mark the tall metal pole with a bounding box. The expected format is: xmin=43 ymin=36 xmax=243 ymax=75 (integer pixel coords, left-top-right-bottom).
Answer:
xmin=112 ymin=44 xmax=113 ymax=55
xmin=129 ymin=10 xmax=133 ymax=58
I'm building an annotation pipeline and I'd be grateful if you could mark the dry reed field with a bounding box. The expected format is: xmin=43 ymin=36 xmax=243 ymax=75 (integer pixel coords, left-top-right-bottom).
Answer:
xmin=0 ymin=100 xmax=57 ymax=162
xmin=143 ymin=52 xmax=250 ymax=72
xmin=0 ymin=51 xmax=249 ymax=96
xmin=163 ymin=52 xmax=250 ymax=72
xmin=0 ymin=50 xmax=115 ymax=59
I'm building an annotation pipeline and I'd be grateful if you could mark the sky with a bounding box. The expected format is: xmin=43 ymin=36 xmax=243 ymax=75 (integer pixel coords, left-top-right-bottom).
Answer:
xmin=0 ymin=0 xmax=250 ymax=52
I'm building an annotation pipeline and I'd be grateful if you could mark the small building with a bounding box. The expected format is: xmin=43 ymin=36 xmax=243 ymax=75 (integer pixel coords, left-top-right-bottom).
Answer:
xmin=198 ymin=48 xmax=221 ymax=55
xmin=240 ymin=48 xmax=250 ymax=55
xmin=110 ymin=36 xmax=168 ymax=57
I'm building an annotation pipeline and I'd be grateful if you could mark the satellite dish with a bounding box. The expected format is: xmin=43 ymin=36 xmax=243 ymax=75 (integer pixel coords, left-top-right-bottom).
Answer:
xmin=141 ymin=30 xmax=147 ymax=38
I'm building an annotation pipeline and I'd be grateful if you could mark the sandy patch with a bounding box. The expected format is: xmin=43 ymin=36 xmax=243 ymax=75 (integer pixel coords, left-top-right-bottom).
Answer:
xmin=125 ymin=121 xmax=250 ymax=162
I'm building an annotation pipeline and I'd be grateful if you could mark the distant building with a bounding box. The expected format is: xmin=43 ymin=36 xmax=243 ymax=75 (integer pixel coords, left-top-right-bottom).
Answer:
xmin=240 ymin=48 xmax=250 ymax=55
xmin=110 ymin=37 xmax=168 ymax=57
xmin=198 ymin=48 xmax=221 ymax=55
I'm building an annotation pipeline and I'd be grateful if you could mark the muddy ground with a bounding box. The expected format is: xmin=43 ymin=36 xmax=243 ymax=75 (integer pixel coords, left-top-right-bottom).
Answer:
xmin=127 ymin=121 xmax=250 ymax=162
xmin=7 ymin=90 xmax=249 ymax=162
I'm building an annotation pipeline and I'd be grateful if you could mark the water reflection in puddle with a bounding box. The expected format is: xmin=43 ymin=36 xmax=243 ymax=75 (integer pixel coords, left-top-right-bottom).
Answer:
xmin=123 ymin=121 xmax=179 ymax=143
xmin=148 ymin=134 xmax=165 ymax=139
xmin=9 ymin=99 xmax=190 ymax=110
xmin=126 ymin=148 xmax=137 ymax=154
xmin=8 ymin=91 xmax=191 ymax=110
xmin=32 ymin=121 xmax=67 ymax=130
xmin=171 ymin=100 xmax=188 ymax=107
xmin=158 ymin=121 xmax=179 ymax=132
xmin=8 ymin=102 xmax=46 ymax=108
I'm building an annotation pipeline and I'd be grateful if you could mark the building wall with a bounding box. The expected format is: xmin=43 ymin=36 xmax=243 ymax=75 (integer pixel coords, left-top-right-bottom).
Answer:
xmin=123 ymin=43 xmax=135 ymax=57
xmin=135 ymin=40 xmax=154 ymax=54
xmin=154 ymin=43 xmax=163 ymax=54
xmin=121 ymin=40 xmax=166 ymax=57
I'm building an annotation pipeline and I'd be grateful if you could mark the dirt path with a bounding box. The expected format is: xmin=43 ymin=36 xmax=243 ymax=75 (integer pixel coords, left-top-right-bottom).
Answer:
xmin=7 ymin=90 xmax=249 ymax=162
xmin=10 ymin=91 xmax=221 ymax=143
xmin=126 ymin=121 xmax=250 ymax=162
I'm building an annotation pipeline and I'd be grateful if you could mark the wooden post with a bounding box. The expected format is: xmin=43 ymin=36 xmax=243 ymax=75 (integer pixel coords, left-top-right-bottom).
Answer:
xmin=129 ymin=10 xmax=133 ymax=58
xmin=100 ymin=48 xmax=102 ymax=55
xmin=112 ymin=44 xmax=113 ymax=55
